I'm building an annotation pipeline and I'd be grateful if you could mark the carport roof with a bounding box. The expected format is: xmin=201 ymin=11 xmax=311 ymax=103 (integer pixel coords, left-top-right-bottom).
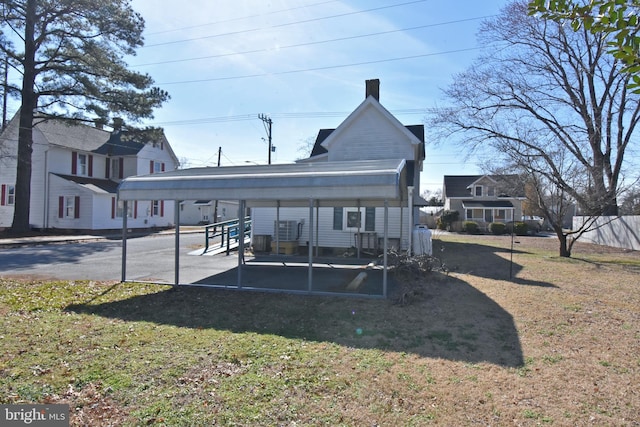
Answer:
xmin=118 ymin=159 xmax=408 ymax=207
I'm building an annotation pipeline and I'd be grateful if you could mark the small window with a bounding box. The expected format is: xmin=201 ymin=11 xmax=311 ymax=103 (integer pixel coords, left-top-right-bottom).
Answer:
xmin=1 ymin=184 xmax=15 ymax=206
xmin=154 ymin=162 xmax=163 ymax=173
xmin=365 ymin=207 xmax=375 ymax=231
xmin=111 ymin=158 xmax=120 ymax=179
xmin=152 ymin=200 xmax=160 ymax=216
xmin=78 ymin=154 xmax=87 ymax=176
xmin=474 ymin=186 xmax=482 ymax=196
xmin=115 ymin=200 xmax=132 ymax=218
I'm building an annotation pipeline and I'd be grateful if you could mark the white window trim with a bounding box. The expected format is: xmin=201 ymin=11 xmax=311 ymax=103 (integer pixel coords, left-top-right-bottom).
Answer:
xmin=77 ymin=154 xmax=88 ymax=176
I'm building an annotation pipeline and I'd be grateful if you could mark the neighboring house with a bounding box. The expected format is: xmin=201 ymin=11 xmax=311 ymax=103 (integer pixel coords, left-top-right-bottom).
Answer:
xmin=443 ymin=175 xmax=526 ymax=230
xmin=179 ymin=199 xmax=239 ymax=225
xmin=251 ymin=79 xmax=426 ymax=253
xmin=0 ymin=113 xmax=179 ymax=231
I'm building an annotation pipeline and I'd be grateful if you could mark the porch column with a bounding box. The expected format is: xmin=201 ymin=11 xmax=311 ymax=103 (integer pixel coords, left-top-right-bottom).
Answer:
xmin=407 ymin=186 xmax=414 ymax=256
xmin=121 ymin=200 xmax=128 ymax=282
xmin=276 ymin=201 xmax=280 ymax=255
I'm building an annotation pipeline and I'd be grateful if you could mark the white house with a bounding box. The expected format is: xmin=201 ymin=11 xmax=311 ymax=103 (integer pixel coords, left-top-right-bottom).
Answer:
xmin=250 ymin=79 xmax=426 ymax=254
xmin=0 ymin=114 xmax=179 ymax=231
xmin=179 ymin=199 xmax=239 ymax=225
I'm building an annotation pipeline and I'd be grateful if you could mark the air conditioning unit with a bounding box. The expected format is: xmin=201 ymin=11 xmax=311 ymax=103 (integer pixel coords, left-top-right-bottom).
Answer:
xmin=274 ymin=220 xmax=298 ymax=241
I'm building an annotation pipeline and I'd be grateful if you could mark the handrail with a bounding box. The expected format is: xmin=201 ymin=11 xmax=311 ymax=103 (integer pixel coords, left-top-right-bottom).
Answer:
xmin=204 ymin=216 xmax=251 ymax=253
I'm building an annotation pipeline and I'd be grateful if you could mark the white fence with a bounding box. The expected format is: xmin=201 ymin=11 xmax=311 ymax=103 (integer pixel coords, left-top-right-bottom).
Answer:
xmin=573 ymin=216 xmax=640 ymax=251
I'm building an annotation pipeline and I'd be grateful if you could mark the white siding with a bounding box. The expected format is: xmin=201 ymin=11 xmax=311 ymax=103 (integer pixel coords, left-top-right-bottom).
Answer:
xmin=326 ymin=106 xmax=416 ymax=162
xmin=0 ymin=119 xmax=18 ymax=228
xmin=252 ymin=206 xmax=411 ymax=250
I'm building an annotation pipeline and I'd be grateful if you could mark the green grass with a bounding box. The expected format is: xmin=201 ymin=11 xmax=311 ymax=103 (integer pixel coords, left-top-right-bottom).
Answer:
xmin=1 ymin=234 xmax=639 ymax=426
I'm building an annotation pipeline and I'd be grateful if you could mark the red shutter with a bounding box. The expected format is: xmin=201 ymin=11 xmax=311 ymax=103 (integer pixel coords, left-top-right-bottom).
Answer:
xmin=119 ymin=158 xmax=124 ymax=179
xmin=150 ymin=160 xmax=154 ymax=174
xmin=74 ymin=196 xmax=80 ymax=218
xmin=161 ymin=163 xmax=165 ymax=172
xmin=71 ymin=152 xmax=78 ymax=175
xmin=111 ymin=197 xmax=115 ymax=219
xmin=58 ymin=196 xmax=64 ymax=218
xmin=160 ymin=200 xmax=164 ymax=217
xmin=134 ymin=201 xmax=138 ymax=219
xmin=1 ymin=184 xmax=5 ymax=206
xmin=88 ymin=155 xmax=93 ymax=177
xmin=105 ymin=158 xmax=110 ymax=179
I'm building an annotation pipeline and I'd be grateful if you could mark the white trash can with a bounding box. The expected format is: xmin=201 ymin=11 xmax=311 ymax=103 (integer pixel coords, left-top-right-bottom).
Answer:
xmin=412 ymin=225 xmax=432 ymax=255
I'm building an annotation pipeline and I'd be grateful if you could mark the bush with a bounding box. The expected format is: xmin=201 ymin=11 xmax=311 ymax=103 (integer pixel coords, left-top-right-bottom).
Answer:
xmin=507 ymin=221 xmax=528 ymax=235
xmin=437 ymin=210 xmax=459 ymax=230
xmin=463 ymin=221 xmax=479 ymax=233
xmin=489 ymin=222 xmax=506 ymax=235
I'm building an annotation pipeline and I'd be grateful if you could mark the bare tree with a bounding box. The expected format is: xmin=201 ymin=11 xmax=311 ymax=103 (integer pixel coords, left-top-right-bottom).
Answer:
xmin=429 ymin=1 xmax=640 ymax=256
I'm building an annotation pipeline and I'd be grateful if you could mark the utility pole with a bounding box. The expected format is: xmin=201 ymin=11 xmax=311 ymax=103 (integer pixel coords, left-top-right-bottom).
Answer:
xmin=213 ymin=146 xmax=221 ymax=229
xmin=258 ymin=114 xmax=273 ymax=164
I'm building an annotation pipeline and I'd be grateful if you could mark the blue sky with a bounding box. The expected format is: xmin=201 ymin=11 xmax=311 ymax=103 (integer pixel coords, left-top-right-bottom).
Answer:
xmin=9 ymin=0 xmax=510 ymax=193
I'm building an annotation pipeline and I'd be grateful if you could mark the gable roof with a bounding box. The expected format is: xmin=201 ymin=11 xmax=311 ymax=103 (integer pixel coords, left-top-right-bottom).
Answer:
xmin=308 ymin=96 xmax=425 ymax=160
xmin=444 ymin=175 xmax=525 ymax=198
xmin=34 ymin=119 xmax=110 ymax=152
xmin=54 ymin=173 xmax=120 ymax=194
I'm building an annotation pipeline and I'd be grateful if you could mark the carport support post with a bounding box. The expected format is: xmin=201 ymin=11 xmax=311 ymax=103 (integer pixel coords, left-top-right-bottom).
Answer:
xmin=308 ymin=198 xmax=314 ymax=293
xmin=121 ymin=200 xmax=128 ymax=282
xmin=383 ymin=200 xmax=389 ymax=297
xmin=174 ymin=200 xmax=180 ymax=286
xmin=237 ymin=200 xmax=245 ymax=289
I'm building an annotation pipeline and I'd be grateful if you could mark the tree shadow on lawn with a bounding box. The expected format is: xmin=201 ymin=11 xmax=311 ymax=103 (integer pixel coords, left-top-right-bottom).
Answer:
xmin=433 ymin=239 xmax=556 ymax=287
xmin=67 ymin=272 xmax=525 ymax=368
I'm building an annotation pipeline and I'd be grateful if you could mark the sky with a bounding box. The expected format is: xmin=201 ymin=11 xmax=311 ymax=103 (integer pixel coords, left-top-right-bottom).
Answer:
xmin=8 ymin=0 xmax=511 ymax=194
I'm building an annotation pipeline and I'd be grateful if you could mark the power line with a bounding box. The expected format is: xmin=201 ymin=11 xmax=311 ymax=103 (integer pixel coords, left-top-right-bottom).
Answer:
xmin=143 ymin=0 xmax=430 ymax=48
xmin=157 ymin=47 xmax=481 ymax=86
xmin=133 ymin=16 xmax=494 ymax=68
xmin=144 ymin=0 xmax=339 ymax=36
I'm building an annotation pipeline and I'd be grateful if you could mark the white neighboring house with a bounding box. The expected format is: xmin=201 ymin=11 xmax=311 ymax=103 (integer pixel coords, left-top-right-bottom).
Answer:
xmin=251 ymin=79 xmax=426 ymax=253
xmin=0 ymin=114 xmax=179 ymax=231
xmin=179 ymin=199 xmax=239 ymax=225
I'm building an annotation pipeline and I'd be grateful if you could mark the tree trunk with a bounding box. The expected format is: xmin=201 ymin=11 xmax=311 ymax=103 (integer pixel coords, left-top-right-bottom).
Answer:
xmin=557 ymin=231 xmax=571 ymax=257
xmin=10 ymin=0 xmax=37 ymax=234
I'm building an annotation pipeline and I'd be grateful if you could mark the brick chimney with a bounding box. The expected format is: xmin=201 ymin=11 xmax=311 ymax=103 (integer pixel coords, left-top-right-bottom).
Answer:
xmin=365 ymin=79 xmax=380 ymax=101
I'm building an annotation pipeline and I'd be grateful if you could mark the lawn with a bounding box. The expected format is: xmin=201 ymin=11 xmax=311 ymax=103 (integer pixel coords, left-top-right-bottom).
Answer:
xmin=1 ymin=233 xmax=638 ymax=426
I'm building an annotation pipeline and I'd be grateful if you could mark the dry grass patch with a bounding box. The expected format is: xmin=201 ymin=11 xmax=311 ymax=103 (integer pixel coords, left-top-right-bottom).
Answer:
xmin=0 ymin=234 xmax=638 ymax=425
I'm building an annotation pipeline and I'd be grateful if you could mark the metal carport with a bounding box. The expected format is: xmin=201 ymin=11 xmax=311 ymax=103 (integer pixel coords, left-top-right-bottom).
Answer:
xmin=117 ymin=159 xmax=410 ymax=297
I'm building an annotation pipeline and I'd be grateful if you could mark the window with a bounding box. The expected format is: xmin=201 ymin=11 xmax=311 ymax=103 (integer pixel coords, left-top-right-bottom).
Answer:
xmin=58 ymin=196 xmax=79 ymax=219
xmin=78 ymin=154 xmax=87 ymax=176
xmin=152 ymin=200 xmax=159 ymax=216
xmin=116 ymin=200 xmax=132 ymax=218
xmin=474 ymin=186 xmax=483 ymax=196
xmin=346 ymin=211 xmax=361 ymax=228
xmin=111 ymin=158 xmax=120 ymax=179
xmin=150 ymin=161 xmax=165 ymax=174
xmin=1 ymin=184 xmax=15 ymax=206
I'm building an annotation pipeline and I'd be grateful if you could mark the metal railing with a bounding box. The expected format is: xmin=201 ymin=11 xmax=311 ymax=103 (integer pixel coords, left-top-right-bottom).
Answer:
xmin=204 ymin=216 xmax=252 ymax=254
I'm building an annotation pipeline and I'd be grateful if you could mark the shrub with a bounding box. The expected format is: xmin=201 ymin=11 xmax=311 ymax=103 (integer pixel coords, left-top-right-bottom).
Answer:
xmin=463 ymin=221 xmax=479 ymax=234
xmin=489 ymin=222 xmax=506 ymax=235
xmin=511 ymin=221 xmax=528 ymax=236
xmin=437 ymin=210 xmax=459 ymax=230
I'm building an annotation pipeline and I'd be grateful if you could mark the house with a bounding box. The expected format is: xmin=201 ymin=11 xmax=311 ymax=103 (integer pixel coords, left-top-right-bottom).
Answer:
xmin=0 ymin=113 xmax=179 ymax=231
xmin=179 ymin=199 xmax=239 ymax=225
xmin=250 ymin=79 xmax=426 ymax=254
xmin=442 ymin=175 xmax=526 ymax=230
